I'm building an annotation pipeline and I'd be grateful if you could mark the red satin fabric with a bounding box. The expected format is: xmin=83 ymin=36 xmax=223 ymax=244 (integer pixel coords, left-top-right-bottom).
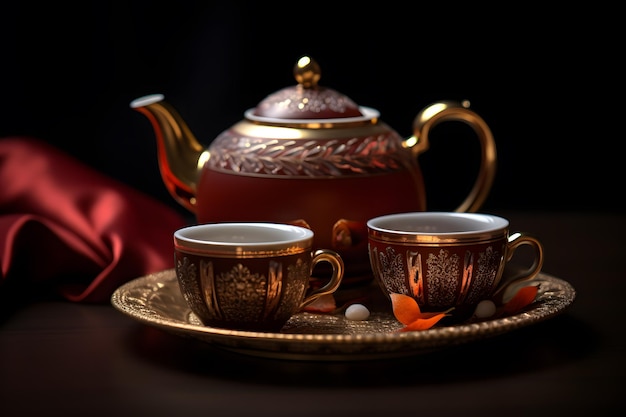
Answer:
xmin=0 ymin=137 xmax=187 ymax=303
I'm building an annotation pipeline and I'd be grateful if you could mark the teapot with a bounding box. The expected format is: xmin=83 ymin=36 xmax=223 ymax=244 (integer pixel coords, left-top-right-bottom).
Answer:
xmin=131 ymin=56 xmax=496 ymax=285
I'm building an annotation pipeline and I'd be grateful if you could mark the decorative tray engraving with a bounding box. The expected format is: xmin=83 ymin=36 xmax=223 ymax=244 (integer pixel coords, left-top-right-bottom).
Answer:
xmin=111 ymin=269 xmax=575 ymax=361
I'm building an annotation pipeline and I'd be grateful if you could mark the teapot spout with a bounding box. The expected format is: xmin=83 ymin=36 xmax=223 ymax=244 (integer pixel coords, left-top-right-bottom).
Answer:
xmin=130 ymin=94 xmax=204 ymax=213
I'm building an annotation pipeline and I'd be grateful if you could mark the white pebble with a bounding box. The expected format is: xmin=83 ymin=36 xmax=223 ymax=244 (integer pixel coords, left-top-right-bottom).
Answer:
xmin=474 ymin=299 xmax=497 ymax=318
xmin=345 ymin=304 xmax=370 ymax=321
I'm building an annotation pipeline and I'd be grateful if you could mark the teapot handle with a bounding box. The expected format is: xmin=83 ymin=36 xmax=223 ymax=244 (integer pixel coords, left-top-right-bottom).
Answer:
xmin=408 ymin=100 xmax=497 ymax=213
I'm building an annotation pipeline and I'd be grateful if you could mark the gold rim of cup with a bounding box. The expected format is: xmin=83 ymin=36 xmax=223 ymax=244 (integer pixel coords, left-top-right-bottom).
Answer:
xmin=174 ymin=222 xmax=314 ymax=257
xmin=367 ymin=212 xmax=509 ymax=244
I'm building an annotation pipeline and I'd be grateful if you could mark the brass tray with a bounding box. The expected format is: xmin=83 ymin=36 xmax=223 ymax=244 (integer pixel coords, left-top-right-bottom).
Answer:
xmin=111 ymin=269 xmax=575 ymax=361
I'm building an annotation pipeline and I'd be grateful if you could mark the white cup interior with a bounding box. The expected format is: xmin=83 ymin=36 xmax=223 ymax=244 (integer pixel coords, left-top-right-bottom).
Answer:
xmin=174 ymin=222 xmax=313 ymax=252
xmin=367 ymin=212 xmax=508 ymax=235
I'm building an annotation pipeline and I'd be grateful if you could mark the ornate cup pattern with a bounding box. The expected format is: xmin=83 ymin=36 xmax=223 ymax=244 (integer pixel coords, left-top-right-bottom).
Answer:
xmin=173 ymin=222 xmax=344 ymax=332
xmin=368 ymin=239 xmax=506 ymax=311
xmin=175 ymin=252 xmax=312 ymax=331
xmin=367 ymin=212 xmax=544 ymax=316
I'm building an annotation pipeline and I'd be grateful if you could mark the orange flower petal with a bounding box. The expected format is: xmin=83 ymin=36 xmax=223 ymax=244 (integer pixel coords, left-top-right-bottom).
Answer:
xmin=390 ymin=293 xmax=423 ymax=325
xmin=390 ymin=293 xmax=454 ymax=331
xmin=500 ymin=285 xmax=539 ymax=316
xmin=399 ymin=312 xmax=449 ymax=332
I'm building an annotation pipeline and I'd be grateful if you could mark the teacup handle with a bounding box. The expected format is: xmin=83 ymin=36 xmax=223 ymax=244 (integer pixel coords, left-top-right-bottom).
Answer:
xmin=492 ymin=233 xmax=545 ymax=304
xmin=408 ymin=100 xmax=497 ymax=213
xmin=300 ymin=249 xmax=344 ymax=308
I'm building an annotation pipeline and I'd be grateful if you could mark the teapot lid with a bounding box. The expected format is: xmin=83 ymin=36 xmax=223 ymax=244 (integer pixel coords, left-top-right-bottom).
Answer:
xmin=248 ymin=56 xmax=377 ymax=123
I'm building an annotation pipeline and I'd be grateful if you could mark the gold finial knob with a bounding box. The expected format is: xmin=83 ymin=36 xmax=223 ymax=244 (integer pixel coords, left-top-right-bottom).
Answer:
xmin=294 ymin=56 xmax=321 ymax=89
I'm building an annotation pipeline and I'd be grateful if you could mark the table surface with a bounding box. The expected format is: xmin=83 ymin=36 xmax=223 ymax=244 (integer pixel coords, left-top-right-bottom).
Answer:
xmin=1 ymin=210 xmax=624 ymax=417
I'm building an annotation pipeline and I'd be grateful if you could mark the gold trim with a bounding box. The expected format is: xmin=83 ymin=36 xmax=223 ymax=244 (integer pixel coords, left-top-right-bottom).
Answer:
xmin=174 ymin=244 xmax=309 ymax=258
xmin=368 ymin=229 xmax=508 ymax=245
xmin=231 ymin=118 xmax=390 ymax=139
xmin=111 ymin=269 xmax=576 ymax=361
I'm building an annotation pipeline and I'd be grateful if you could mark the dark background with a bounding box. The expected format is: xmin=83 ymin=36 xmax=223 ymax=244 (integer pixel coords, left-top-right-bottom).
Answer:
xmin=0 ymin=2 xmax=620 ymax=216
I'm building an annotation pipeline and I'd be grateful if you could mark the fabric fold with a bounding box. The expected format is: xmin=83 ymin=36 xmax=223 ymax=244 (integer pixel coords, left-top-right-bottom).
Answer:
xmin=0 ymin=137 xmax=188 ymax=303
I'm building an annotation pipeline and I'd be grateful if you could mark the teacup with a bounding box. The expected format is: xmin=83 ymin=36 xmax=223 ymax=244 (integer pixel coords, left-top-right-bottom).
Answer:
xmin=174 ymin=222 xmax=344 ymax=331
xmin=367 ymin=212 xmax=544 ymax=318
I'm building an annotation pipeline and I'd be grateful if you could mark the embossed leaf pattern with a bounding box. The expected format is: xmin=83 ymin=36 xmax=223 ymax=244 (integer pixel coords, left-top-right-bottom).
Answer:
xmin=378 ymin=246 xmax=406 ymax=294
xmin=466 ymin=246 xmax=501 ymax=304
xmin=425 ymin=249 xmax=460 ymax=308
xmin=207 ymin=133 xmax=413 ymax=177
xmin=216 ymin=264 xmax=266 ymax=322
xmin=176 ymin=257 xmax=205 ymax=316
xmin=275 ymin=258 xmax=308 ymax=317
